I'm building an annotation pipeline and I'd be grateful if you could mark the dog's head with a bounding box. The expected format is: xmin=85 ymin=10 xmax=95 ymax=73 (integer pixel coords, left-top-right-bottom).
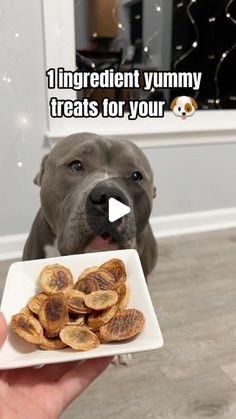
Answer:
xmin=170 ymin=96 xmax=198 ymax=120
xmin=34 ymin=133 xmax=156 ymax=255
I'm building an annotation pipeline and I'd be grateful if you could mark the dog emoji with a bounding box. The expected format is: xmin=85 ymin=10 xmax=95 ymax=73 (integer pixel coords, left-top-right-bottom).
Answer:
xmin=170 ymin=96 xmax=198 ymax=120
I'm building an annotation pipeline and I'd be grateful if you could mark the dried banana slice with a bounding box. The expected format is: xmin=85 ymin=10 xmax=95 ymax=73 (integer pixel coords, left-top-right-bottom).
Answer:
xmin=20 ymin=306 xmax=34 ymax=317
xmin=11 ymin=313 xmax=44 ymax=344
xmin=45 ymin=330 xmax=59 ymax=338
xmin=27 ymin=292 xmax=48 ymax=315
xmin=78 ymin=266 xmax=99 ymax=280
xmin=99 ymin=309 xmax=145 ymax=341
xmin=67 ymin=290 xmax=93 ymax=314
xmin=85 ymin=269 xmax=116 ymax=290
xmin=95 ymin=331 xmax=109 ymax=343
xmin=84 ymin=290 xmax=118 ymax=311
xmin=100 ymin=258 xmax=127 ymax=286
xmin=73 ymin=277 xmax=100 ymax=294
xmin=39 ymin=264 xmax=73 ymax=295
xmin=60 ymin=325 xmax=100 ymax=351
xmin=87 ymin=305 xmax=118 ymax=330
xmin=67 ymin=313 xmax=85 ymax=326
xmin=39 ymin=292 xmax=69 ymax=334
xmin=39 ymin=336 xmax=67 ymax=350
xmin=117 ymin=284 xmax=131 ymax=310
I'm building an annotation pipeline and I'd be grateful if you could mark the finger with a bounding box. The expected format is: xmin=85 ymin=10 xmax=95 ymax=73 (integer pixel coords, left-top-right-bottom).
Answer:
xmin=58 ymin=356 xmax=112 ymax=408
xmin=0 ymin=312 xmax=8 ymax=347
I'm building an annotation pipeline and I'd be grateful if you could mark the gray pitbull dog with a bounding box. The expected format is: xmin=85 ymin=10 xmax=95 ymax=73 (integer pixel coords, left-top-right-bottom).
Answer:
xmin=23 ymin=133 xmax=157 ymax=277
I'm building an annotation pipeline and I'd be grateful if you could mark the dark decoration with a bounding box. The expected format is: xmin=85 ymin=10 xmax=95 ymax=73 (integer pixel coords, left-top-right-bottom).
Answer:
xmin=171 ymin=0 xmax=236 ymax=109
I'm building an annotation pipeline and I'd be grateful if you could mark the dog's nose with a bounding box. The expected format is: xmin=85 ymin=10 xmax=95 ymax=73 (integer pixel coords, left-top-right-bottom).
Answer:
xmin=182 ymin=112 xmax=186 ymax=116
xmin=89 ymin=186 xmax=127 ymax=215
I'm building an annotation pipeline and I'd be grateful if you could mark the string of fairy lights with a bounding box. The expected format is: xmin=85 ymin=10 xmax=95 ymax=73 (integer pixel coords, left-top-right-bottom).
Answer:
xmin=226 ymin=0 xmax=236 ymax=24
xmin=214 ymin=0 xmax=236 ymax=108
xmin=173 ymin=0 xmax=236 ymax=108
xmin=143 ymin=0 xmax=162 ymax=65
xmin=112 ymin=0 xmax=125 ymax=33
xmin=173 ymin=0 xmax=199 ymax=72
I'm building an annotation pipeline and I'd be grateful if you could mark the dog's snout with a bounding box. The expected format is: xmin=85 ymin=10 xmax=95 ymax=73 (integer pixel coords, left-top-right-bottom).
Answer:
xmin=182 ymin=112 xmax=186 ymax=116
xmin=89 ymin=186 xmax=126 ymax=215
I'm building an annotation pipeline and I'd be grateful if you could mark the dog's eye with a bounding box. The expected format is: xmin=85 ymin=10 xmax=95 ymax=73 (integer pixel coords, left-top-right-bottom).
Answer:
xmin=178 ymin=107 xmax=181 ymax=111
xmin=130 ymin=171 xmax=143 ymax=183
xmin=68 ymin=160 xmax=84 ymax=172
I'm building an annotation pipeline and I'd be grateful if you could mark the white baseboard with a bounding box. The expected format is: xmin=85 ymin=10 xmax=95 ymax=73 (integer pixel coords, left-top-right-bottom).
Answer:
xmin=0 ymin=234 xmax=28 ymax=262
xmin=0 ymin=208 xmax=236 ymax=261
xmin=152 ymin=207 xmax=236 ymax=238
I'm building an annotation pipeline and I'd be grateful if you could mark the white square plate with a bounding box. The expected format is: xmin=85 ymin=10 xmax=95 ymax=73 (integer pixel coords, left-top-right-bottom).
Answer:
xmin=0 ymin=249 xmax=163 ymax=369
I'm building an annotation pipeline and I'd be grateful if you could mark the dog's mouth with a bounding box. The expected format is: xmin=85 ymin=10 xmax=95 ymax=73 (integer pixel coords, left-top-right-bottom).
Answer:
xmin=84 ymin=232 xmax=120 ymax=252
xmin=84 ymin=216 xmax=127 ymax=252
xmin=181 ymin=115 xmax=188 ymax=120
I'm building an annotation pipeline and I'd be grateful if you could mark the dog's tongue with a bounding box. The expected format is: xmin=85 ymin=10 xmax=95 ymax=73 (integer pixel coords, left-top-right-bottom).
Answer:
xmin=85 ymin=235 xmax=118 ymax=252
xmin=182 ymin=115 xmax=187 ymax=120
xmin=89 ymin=236 xmax=110 ymax=248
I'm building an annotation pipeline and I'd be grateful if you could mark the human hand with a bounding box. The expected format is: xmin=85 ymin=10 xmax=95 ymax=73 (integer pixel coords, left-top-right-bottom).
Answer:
xmin=0 ymin=312 xmax=112 ymax=419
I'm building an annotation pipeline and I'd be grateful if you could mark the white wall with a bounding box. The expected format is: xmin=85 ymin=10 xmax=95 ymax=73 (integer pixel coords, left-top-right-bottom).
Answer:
xmin=0 ymin=0 xmax=49 ymax=236
xmin=145 ymin=143 xmax=236 ymax=216
xmin=0 ymin=0 xmax=236 ymax=260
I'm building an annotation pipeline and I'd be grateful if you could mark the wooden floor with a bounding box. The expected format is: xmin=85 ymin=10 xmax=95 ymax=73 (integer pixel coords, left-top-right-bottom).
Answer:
xmin=1 ymin=229 xmax=236 ymax=419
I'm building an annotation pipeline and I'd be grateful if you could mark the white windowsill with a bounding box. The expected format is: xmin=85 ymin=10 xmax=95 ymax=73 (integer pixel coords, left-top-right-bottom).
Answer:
xmin=46 ymin=110 xmax=236 ymax=149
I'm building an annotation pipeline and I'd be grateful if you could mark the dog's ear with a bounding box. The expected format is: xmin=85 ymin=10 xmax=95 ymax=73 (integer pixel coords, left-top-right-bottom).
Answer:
xmin=34 ymin=154 xmax=48 ymax=186
xmin=170 ymin=97 xmax=179 ymax=110
xmin=190 ymin=97 xmax=198 ymax=110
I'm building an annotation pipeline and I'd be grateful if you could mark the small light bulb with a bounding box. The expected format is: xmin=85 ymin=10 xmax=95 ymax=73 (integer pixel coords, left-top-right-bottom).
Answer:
xmin=144 ymin=46 xmax=149 ymax=52
xmin=176 ymin=45 xmax=183 ymax=50
xmin=92 ymin=32 xmax=98 ymax=38
xmin=17 ymin=161 xmax=23 ymax=168
xmin=209 ymin=17 xmax=216 ymax=22
xmin=177 ymin=2 xmax=184 ymax=7
xmin=156 ymin=6 xmax=161 ymax=12
xmin=118 ymin=23 xmax=123 ymax=29
xmin=91 ymin=62 xmax=96 ymax=68
xmin=135 ymin=14 xmax=141 ymax=20
xmin=222 ymin=52 xmax=227 ymax=58
xmin=151 ymin=88 xmax=155 ymax=92
xmin=2 ymin=76 xmax=7 ymax=82
xmin=215 ymin=99 xmax=220 ymax=104
xmin=15 ymin=32 xmax=20 ymax=38
xmin=192 ymin=0 xmax=196 ymax=3
xmin=7 ymin=77 xmax=11 ymax=83
xmin=226 ymin=13 xmax=231 ymax=18
xmin=192 ymin=41 xmax=198 ymax=48
xmin=21 ymin=116 xmax=29 ymax=126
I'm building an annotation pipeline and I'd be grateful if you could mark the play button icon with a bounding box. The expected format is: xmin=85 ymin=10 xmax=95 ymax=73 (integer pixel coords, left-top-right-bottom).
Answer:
xmin=108 ymin=198 xmax=131 ymax=222
xmin=85 ymin=177 xmax=151 ymax=243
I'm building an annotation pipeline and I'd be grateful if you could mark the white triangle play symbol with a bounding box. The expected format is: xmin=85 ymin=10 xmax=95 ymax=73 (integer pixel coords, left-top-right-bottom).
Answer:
xmin=108 ymin=198 xmax=131 ymax=222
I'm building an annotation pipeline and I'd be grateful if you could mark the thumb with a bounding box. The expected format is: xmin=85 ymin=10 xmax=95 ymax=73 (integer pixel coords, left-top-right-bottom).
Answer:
xmin=0 ymin=312 xmax=7 ymax=347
